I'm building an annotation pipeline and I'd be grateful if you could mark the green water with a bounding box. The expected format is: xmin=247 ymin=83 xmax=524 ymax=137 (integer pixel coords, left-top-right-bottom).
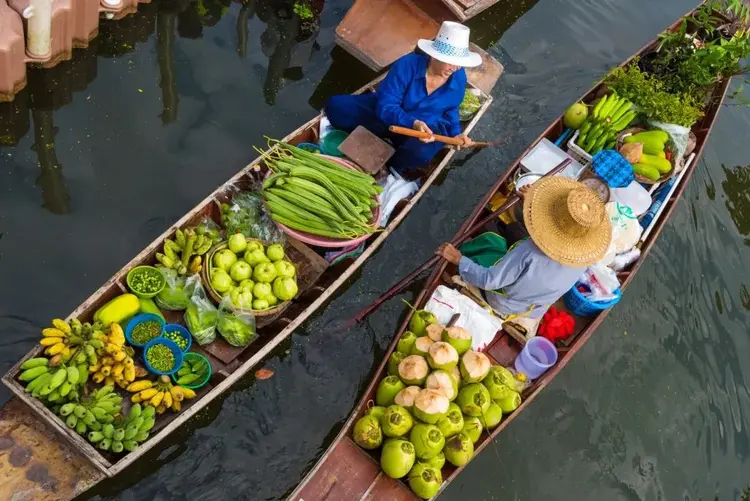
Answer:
xmin=0 ymin=0 xmax=748 ymax=500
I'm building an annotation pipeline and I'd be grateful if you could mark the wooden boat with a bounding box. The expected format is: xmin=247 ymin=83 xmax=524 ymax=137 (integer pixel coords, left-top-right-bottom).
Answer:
xmin=290 ymin=7 xmax=731 ymax=501
xmin=0 ymin=68 xmax=498 ymax=499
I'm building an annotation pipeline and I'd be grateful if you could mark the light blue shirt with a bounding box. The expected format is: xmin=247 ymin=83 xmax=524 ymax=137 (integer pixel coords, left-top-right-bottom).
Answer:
xmin=458 ymin=240 xmax=584 ymax=319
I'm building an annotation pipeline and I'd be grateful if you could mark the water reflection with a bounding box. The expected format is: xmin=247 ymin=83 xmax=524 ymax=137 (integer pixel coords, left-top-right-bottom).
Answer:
xmin=721 ymin=163 xmax=750 ymax=246
xmin=157 ymin=8 xmax=180 ymax=124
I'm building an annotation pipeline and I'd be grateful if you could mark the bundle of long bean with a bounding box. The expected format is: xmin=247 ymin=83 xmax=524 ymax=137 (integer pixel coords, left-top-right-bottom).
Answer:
xmin=260 ymin=141 xmax=382 ymax=239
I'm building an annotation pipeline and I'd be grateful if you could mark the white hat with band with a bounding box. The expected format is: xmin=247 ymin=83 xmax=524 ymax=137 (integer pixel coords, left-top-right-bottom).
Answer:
xmin=417 ymin=21 xmax=482 ymax=68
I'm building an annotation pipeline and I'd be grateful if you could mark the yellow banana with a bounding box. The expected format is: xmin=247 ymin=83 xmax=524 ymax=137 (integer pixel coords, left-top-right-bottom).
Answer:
xmin=61 ymin=347 xmax=72 ymax=360
xmin=42 ymin=328 xmax=66 ymax=338
xmin=40 ymin=337 xmax=64 ymax=346
xmin=101 ymin=366 xmax=111 ymax=377
xmin=150 ymin=391 xmax=165 ymax=408
xmin=52 ymin=319 xmax=71 ymax=334
xmin=114 ymin=351 xmax=127 ymax=363
xmin=156 ymin=403 xmax=167 ymax=415
xmin=180 ymin=387 xmax=196 ymax=399
xmin=131 ymin=394 xmax=142 ymax=403
xmin=105 ymin=344 xmax=121 ymax=355
xmin=89 ymin=363 xmax=101 ymax=373
xmin=127 ymin=380 xmax=153 ymax=392
xmin=171 ymin=400 xmax=181 ymax=412
xmin=162 ymin=391 xmax=173 ymax=408
xmin=109 ymin=324 xmax=126 ymax=346
xmin=113 ymin=364 xmax=125 ymax=377
xmin=124 ymin=366 xmax=135 ymax=382
xmin=92 ymin=373 xmax=105 ymax=384
xmin=101 ymin=357 xmax=114 ymax=366
xmin=139 ymin=388 xmax=159 ymax=400
xmin=117 ymin=379 xmax=129 ymax=389
xmin=46 ymin=343 xmax=66 ymax=356
xmin=104 ymin=376 xmax=115 ymax=387
xmin=170 ymin=386 xmax=185 ymax=402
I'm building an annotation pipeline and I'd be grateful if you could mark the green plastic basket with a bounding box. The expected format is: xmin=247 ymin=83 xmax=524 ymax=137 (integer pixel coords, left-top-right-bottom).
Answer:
xmin=171 ymin=352 xmax=211 ymax=389
xmin=320 ymin=130 xmax=348 ymax=157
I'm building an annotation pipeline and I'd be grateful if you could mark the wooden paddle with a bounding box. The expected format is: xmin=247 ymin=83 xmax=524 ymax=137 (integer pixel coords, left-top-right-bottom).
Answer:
xmin=388 ymin=125 xmax=491 ymax=148
xmin=344 ymin=157 xmax=572 ymax=327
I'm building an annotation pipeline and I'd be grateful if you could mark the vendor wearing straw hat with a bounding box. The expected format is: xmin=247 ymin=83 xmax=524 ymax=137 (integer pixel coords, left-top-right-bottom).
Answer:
xmin=436 ymin=178 xmax=612 ymax=320
xmin=326 ymin=21 xmax=482 ymax=172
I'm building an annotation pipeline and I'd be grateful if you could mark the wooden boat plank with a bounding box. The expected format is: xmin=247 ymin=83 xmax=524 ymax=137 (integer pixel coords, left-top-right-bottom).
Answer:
xmin=363 ymin=472 xmax=416 ymax=501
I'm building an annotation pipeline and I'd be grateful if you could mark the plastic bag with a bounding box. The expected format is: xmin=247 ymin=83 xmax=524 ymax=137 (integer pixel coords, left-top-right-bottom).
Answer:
xmin=184 ymin=276 xmax=218 ymax=345
xmin=154 ymin=268 xmax=191 ymax=311
xmin=194 ymin=216 xmax=222 ymax=243
xmin=607 ymin=202 xmax=642 ymax=253
xmin=647 ymin=120 xmax=690 ymax=169
xmin=220 ymin=190 xmax=285 ymax=244
xmin=580 ymin=264 xmax=620 ymax=302
xmin=216 ymin=297 xmax=257 ymax=347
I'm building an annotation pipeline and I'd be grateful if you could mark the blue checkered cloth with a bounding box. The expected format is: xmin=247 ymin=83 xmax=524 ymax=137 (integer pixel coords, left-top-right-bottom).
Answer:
xmin=591 ymin=150 xmax=634 ymax=188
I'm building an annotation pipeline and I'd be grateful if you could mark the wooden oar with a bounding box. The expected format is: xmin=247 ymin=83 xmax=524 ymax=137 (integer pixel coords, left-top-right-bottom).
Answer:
xmin=389 ymin=125 xmax=491 ymax=148
xmin=344 ymin=157 xmax=572 ymax=327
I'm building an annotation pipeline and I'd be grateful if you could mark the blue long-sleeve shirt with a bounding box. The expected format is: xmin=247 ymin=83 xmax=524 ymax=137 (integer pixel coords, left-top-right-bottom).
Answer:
xmin=375 ymin=53 xmax=465 ymax=137
xmin=458 ymin=240 xmax=585 ymax=319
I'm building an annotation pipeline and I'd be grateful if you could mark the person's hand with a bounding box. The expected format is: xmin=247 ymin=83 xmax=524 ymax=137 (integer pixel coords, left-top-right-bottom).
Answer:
xmin=413 ymin=120 xmax=434 ymax=143
xmin=436 ymin=242 xmax=462 ymax=265
xmin=454 ymin=134 xmax=473 ymax=150
xmin=518 ymin=185 xmax=531 ymax=200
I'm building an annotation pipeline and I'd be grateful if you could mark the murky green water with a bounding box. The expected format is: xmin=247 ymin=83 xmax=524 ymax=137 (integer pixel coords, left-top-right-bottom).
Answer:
xmin=1 ymin=0 xmax=748 ymax=500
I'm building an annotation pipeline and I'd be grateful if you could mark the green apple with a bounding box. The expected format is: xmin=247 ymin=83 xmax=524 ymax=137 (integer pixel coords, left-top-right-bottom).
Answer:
xmin=245 ymin=241 xmax=264 ymax=254
xmin=244 ymin=249 xmax=269 ymax=266
xmin=266 ymin=294 xmax=279 ymax=306
xmin=273 ymin=260 xmax=296 ymax=279
xmin=266 ymin=244 xmax=285 ymax=262
xmin=210 ymin=268 xmax=233 ymax=293
xmin=239 ymin=279 xmax=255 ymax=293
xmin=213 ymin=249 xmax=237 ymax=272
xmin=253 ymin=262 xmax=277 ymax=283
xmin=253 ymin=282 xmax=273 ymax=300
xmin=230 ymin=289 xmax=253 ymax=309
xmin=272 ymin=277 xmax=298 ymax=301
xmin=228 ymin=233 xmax=247 ymax=254
xmin=252 ymin=298 xmax=270 ymax=310
xmin=229 ymin=261 xmax=252 ymax=282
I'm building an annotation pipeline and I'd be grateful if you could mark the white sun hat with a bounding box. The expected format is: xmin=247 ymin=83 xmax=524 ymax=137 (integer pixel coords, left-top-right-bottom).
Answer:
xmin=417 ymin=21 xmax=482 ymax=68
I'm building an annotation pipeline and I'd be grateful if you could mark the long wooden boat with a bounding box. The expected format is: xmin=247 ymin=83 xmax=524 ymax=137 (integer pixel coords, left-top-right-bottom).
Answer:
xmin=290 ymin=6 xmax=731 ymax=501
xmin=0 ymin=68 xmax=498 ymax=499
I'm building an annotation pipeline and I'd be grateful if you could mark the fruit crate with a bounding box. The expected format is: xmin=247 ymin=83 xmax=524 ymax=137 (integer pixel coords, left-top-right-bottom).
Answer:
xmin=567 ymin=130 xmax=593 ymax=170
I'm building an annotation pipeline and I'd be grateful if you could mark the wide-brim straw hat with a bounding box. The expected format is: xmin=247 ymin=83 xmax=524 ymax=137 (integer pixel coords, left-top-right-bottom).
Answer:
xmin=417 ymin=21 xmax=482 ymax=68
xmin=523 ymin=177 xmax=612 ymax=267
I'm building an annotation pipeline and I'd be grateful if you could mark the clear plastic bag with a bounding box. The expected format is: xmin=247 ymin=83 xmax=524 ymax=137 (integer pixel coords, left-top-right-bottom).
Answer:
xmin=580 ymin=264 xmax=620 ymax=302
xmin=647 ymin=120 xmax=690 ymax=168
xmin=220 ymin=189 xmax=285 ymax=244
xmin=183 ymin=276 xmax=218 ymax=345
xmin=216 ymin=297 xmax=257 ymax=347
xmin=154 ymin=268 xmax=191 ymax=311
xmin=194 ymin=216 xmax=223 ymax=243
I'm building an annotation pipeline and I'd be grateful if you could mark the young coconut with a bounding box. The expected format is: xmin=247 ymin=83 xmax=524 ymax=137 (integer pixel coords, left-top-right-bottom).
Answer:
xmin=375 ymin=376 xmax=406 ymax=407
xmin=482 ymin=366 xmax=520 ymax=401
xmin=479 ymin=401 xmax=503 ymax=430
xmin=462 ymin=416 xmax=483 ymax=444
xmin=411 ymin=336 xmax=434 ymax=357
xmin=408 ymin=308 xmax=438 ymax=337
xmin=442 ymin=326 xmax=472 ymax=355
xmin=380 ymin=438 xmax=416 ymax=479
xmin=413 ymin=389 xmax=450 ymax=424
xmin=397 ymin=331 xmax=418 ymax=355
xmin=394 ymin=386 xmax=422 ymax=412
xmin=425 ymin=370 xmax=458 ymax=401
xmin=419 ymin=451 xmax=445 ymax=470
xmin=451 ymin=365 xmax=462 ymax=387
xmin=427 ymin=342 xmax=459 ymax=371
xmin=496 ymin=391 xmax=522 ymax=413
xmin=460 ymin=350 xmax=491 ymax=383
xmin=365 ymin=405 xmax=386 ymax=423
xmin=353 ymin=415 xmax=383 ymax=450
xmin=408 ymin=462 xmax=443 ymax=500
xmin=457 ymin=383 xmax=491 ymax=417
xmin=410 ymin=423 xmax=445 ymax=460
xmin=436 ymin=402 xmax=464 ymax=438
xmin=488 ymin=364 xmax=526 ymax=393
xmin=381 ymin=405 xmax=414 ymax=438
xmin=398 ymin=355 xmax=430 ymax=386
xmin=443 ymin=432 xmax=474 ymax=467
xmin=424 ymin=323 xmax=445 ymax=342
xmin=387 ymin=352 xmax=407 ymax=376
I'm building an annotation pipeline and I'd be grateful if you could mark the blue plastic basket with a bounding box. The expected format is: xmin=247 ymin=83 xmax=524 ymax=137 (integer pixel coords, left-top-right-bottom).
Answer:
xmin=563 ymin=284 xmax=621 ymax=316
xmin=297 ymin=142 xmax=322 ymax=153
xmin=125 ymin=313 xmax=166 ymax=348
xmin=143 ymin=338 xmax=183 ymax=376
xmin=162 ymin=324 xmax=192 ymax=353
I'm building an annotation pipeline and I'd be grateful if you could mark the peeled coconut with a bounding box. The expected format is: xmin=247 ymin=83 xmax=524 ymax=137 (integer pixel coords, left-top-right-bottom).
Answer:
xmin=443 ymin=432 xmax=474 ymax=467
xmin=381 ymin=405 xmax=414 ymax=438
xmin=411 ymin=336 xmax=434 ymax=357
xmin=425 ymin=324 xmax=445 ymax=342
xmin=408 ymin=463 xmax=442 ymax=500
xmin=436 ymin=402 xmax=464 ymax=438
xmin=365 ymin=405 xmax=386 ymax=423
xmin=425 ymin=370 xmax=458 ymax=401
xmin=479 ymin=402 xmax=503 ymax=430
xmin=420 ymin=451 xmax=445 ymax=470
xmin=457 ymin=383 xmax=491 ymax=417
xmin=394 ymin=386 xmax=422 ymax=411
xmin=376 ymin=376 xmax=406 ymax=407
xmin=410 ymin=423 xmax=445 ymax=460
xmin=451 ymin=366 xmax=462 ymax=387
xmin=496 ymin=391 xmax=522 ymax=414
xmin=398 ymin=355 xmax=430 ymax=386
xmin=442 ymin=326 xmax=472 ymax=355
xmin=427 ymin=342 xmax=459 ymax=371
xmin=408 ymin=310 xmax=438 ymax=337
xmin=413 ymin=389 xmax=450 ymax=424
xmin=397 ymin=331 xmax=417 ymax=355
xmin=387 ymin=352 xmax=407 ymax=376
xmin=380 ymin=438 xmax=416 ymax=479
xmin=482 ymin=366 xmax=520 ymax=401
xmin=462 ymin=416 xmax=483 ymax=444
xmin=353 ymin=415 xmax=383 ymax=450
xmin=563 ymin=102 xmax=588 ymax=129
xmin=460 ymin=351 xmax=491 ymax=383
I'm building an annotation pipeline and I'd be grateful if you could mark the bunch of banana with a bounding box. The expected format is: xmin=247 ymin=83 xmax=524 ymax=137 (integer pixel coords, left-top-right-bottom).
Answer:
xmin=90 ymin=324 xmax=140 ymax=389
xmin=42 ymin=318 xmax=106 ymax=368
xmin=86 ymin=403 xmax=156 ymax=453
xmin=576 ymin=92 xmax=638 ymax=155
xmin=127 ymin=375 xmax=196 ymax=414
xmin=57 ymin=385 xmax=122 ymax=436
xmin=155 ymin=227 xmax=216 ymax=276
xmin=21 ymin=357 xmax=88 ymax=404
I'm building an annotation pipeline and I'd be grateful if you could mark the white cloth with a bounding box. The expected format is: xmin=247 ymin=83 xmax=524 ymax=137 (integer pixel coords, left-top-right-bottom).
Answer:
xmin=377 ymin=170 xmax=418 ymax=226
xmin=423 ymin=285 xmax=504 ymax=352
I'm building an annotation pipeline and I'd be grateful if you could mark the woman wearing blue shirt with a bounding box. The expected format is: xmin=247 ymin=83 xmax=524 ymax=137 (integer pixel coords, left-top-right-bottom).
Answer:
xmin=325 ymin=21 xmax=482 ymax=172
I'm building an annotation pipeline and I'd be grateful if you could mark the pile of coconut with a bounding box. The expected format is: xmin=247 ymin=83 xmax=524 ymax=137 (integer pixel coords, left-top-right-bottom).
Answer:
xmin=352 ymin=309 xmax=527 ymax=499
